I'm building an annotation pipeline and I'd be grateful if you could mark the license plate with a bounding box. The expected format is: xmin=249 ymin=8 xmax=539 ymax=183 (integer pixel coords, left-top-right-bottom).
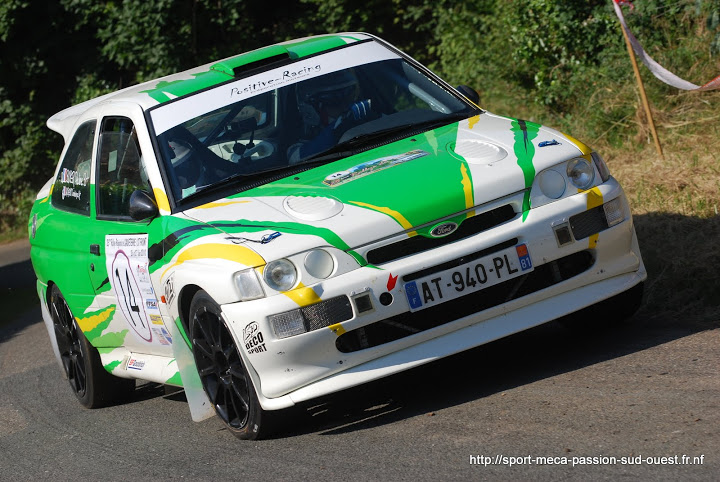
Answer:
xmin=404 ymin=244 xmax=533 ymax=312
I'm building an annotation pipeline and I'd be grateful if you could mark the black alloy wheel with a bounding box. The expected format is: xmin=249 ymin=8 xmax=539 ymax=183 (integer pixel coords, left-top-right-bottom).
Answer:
xmin=189 ymin=290 xmax=264 ymax=439
xmin=50 ymin=284 xmax=87 ymax=397
xmin=48 ymin=284 xmax=135 ymax=408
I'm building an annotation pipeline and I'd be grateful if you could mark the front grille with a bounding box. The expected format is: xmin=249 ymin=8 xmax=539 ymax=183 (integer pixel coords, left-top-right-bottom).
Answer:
xmin=570 ymin=205 xmax=609 ymax=240
xmin=366 ymin=204 xmax=516 ymax=265
xmin=302 ymin=295 xmax=354 ymax=331
xmin=336 ymin=250 xmax=595 ymax=353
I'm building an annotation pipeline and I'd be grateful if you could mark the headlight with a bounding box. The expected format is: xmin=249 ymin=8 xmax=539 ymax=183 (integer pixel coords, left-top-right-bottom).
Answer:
xmin=566 ymin=158 xmax=595 ymax=191
xmin=591 ymin=152 xmax=611 ymax=182
xmin=264 ymin=259 xmax=297 ymax=291
xmin=233 ymin=269 xmax=265 ymax=301
xmin=304 ymin=249 xmax=334 ymax=279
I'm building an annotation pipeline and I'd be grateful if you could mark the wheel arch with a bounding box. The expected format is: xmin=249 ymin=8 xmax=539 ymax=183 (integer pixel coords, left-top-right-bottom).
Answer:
xmin=44 ymin=279 xmax=56 ymax=308
xmin=177 ymin=283 xmax=202 ymax=335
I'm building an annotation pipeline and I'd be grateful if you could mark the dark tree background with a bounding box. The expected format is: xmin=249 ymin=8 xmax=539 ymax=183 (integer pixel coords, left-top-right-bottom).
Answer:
xmin=1 ymin=0 xmax=718 ymax=235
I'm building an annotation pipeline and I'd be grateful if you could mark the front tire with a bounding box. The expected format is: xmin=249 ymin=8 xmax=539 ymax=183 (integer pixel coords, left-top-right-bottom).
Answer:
xmin=49 ymin=284 xmax=134 ymax=408
xmin=188 ymin=290 xmax=265 ymax=439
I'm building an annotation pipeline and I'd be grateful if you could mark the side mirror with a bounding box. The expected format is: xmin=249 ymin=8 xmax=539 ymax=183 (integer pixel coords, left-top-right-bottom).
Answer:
xmin=129 ymin=190 xmax=159 ymax=221
xmin=456 ymin=85 xmax=480 ymax=106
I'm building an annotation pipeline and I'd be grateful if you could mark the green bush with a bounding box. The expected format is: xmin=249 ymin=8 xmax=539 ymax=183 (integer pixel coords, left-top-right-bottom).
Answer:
xmin=1 ymin=0 xmax=719 ymax=238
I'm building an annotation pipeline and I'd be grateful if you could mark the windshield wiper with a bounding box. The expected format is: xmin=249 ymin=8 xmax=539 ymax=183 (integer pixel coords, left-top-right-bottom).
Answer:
xmin=300 ymin=112 xmax=470 ymax=165
xmin=179 ymin=156 xmax=346 ymax=205
xmin=342 ymin=112 xmax=470 ymax=148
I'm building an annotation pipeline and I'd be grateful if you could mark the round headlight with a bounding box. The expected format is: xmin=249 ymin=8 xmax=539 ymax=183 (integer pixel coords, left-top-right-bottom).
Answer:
xmin=304 ymin=249 xmax=334 ymax=279
xmin=537 ymin=169 xmax=566 ymax=199
xmin=566 ymin=158 xmax=595 ymax=191
xmin=263 ymin=259 xmax=297 ymax=291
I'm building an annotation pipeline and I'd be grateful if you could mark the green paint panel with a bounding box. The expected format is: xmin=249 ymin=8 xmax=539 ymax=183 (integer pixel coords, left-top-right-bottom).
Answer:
xmin=510 ymin=119 xmax=540 ymax=221
xmin=141 ymin=35 xmax=359 ymax=104
xmin=93 ymin=329 xmax=129 ymax=348
xmin=174 ymin=317 xmax=191 ymax=350
xmin=82 ymin=306 xmax=116 ymax=343
xmin=165 ymin=371 xmax=183 ymax=386
xmin=140 ymin=71 xmax=232 ymax=104
xmin=284 ymin=35 xmax=359 ymax=58
xmin=104 ymin=360 xmax=122 ymax=372
xmin=211 ymin=45 xmax=290 ymax=76
xmin=249 ymin=123 xmax=469 ymax=231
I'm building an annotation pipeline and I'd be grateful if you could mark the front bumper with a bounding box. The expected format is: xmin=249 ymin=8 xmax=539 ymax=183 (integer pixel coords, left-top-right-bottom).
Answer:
xmin=221 ymin=177 xmax=646 ymax=409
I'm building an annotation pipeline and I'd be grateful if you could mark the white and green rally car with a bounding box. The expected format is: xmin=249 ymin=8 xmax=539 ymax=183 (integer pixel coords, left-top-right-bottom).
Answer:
xmin=29 ymin=33 xmax=646 ymax=439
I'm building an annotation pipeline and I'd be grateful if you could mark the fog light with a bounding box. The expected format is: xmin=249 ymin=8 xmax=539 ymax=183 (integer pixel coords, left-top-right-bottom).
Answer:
xmin=603 ymin=198 xmax=624 ymax=226
xmin=553 ymin=222 xmax=573 ymax=247
xmin=304 ymin=249 xmax=334 ymax=279
xmin=354 ymin=293 xmax=374 ymax=313
xmin=538 ymin=169 xmax=566 ymax=199
xmin=270 ymin=309 xmax=306 ymax=338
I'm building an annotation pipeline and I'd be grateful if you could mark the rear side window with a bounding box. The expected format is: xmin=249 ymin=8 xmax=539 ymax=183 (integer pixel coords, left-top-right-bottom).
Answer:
xmin=96 ymin=117 xmax=150 ymax=219
xmin=51 ymin=120 xmax=95 ymax=214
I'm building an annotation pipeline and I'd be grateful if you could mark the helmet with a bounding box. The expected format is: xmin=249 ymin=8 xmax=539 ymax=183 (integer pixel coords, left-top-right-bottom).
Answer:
xmin=297 ymin=69 xmax=359 ymax=135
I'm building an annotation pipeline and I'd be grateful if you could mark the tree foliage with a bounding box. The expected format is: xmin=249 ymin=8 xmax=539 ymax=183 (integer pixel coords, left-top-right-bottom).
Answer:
xmin=1 ymin=0 xmax=718 ymax=234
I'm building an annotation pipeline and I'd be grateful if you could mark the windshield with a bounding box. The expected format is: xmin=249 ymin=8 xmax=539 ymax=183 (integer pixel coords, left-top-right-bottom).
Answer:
xmin=150 ymin=40 xmax=477 ymax=204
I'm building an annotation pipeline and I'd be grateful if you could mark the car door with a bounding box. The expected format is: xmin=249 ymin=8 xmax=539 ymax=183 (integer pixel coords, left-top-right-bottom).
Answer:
xmin=34 ymin=119 xmax=99 ymax=318
xmin=87 ymin=114 xmax=173 ymax=357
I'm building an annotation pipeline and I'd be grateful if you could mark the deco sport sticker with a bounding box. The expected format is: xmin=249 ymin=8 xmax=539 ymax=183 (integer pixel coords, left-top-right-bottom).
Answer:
xmin=105 ymin=234 xmax=172 ymax=346
xmin=243 ymin=322 xmax=267 ymax=355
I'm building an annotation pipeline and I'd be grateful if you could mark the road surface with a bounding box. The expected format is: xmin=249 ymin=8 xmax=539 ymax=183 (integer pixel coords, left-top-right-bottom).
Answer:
xmin=0 ymin=240 xmax=717 ymax=480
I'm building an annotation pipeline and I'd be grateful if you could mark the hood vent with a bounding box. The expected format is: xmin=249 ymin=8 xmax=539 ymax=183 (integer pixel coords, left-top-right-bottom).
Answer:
xmin=451 ymin=140 xmax=508 ymax=165
xmin=283 ymin=195 xmax=344 ymax=221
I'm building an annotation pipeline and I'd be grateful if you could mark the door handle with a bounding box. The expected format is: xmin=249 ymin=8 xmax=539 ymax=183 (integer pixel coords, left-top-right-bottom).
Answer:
xmin=90 ymin=244 xmax=100 ymax=256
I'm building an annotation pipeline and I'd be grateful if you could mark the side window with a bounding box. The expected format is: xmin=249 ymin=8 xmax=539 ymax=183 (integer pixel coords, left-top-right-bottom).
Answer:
xmin=51 ymin=120 xmax=95 ymax=214
xmin=96 ymin=117 xmax=150 ymax=218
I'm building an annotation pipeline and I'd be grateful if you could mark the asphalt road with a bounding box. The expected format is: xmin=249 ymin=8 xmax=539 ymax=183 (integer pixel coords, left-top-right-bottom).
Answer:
xmin=0 ymin=241 xmax=718 ymax=481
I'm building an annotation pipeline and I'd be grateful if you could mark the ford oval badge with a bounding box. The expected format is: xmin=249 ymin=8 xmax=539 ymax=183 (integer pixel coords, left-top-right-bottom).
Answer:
xmin=430 ymin=222 xmax=458 ymax=238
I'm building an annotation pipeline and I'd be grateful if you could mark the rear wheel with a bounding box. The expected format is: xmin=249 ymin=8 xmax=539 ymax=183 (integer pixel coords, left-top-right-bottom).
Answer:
xmin=49 ymin=284 xmax=134 ymax=408
xmin=188 ymin=290 xmax=265 ymax=439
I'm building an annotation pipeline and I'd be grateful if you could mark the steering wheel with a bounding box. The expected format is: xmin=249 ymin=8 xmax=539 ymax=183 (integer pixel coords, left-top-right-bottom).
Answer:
xmin=167 ymin=138 xmax=201 ymax=189
xmin=167 ymin=127 xmax=238 ymax=190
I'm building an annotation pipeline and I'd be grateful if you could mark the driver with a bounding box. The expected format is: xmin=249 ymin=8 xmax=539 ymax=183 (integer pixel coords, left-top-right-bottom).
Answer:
xmin=287 ymin=69 xmax=372 ymax=164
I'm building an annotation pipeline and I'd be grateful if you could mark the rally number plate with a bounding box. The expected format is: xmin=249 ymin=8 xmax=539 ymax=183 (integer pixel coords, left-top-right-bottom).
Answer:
xmin=404 ymin=244 xmax=533 ymax=312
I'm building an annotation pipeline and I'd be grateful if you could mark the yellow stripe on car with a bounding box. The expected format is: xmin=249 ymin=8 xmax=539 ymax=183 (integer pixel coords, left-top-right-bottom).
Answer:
xmin=586 ymin=187 xmax=604 ymax=248
xmin=194 ymin=200 xmax=252 ymax=209
xmin=468 ymin=115 xmax=480 ymax=130
xmin=283 ymin=282 xmax=322 ymax=306
xmin=349 ymin=201 xmax=418 ymax=237
xmin=561 ymin=132 xmax=592 ymax=156
xmin=328 ymin=323 xmax=346 ymax=336
xmin=76 ymin=306 xmax=115 ymax=333
xmin=153 ymin=188 xmax=171 ymax=213
xmin=161 ymin=243 xmax=265 ymax=278
xmin=460 ymin=163 xmax=474 ymax=215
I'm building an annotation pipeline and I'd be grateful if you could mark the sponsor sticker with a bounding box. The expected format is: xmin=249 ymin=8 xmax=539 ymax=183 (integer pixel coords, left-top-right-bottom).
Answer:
xmin=243 ymin=322 xmax=267 ymax=355
xmin=151 ymin=41 xmax=401 ymax=135
xmin=152 ymin=327 xmax=171 ymax=345
xmin=106 ymin=234 xmax=166 ymax=345
xmin=323 ymin=150 xmax=428 ymax=186
xmin=127 ymin=357 xmax=146 ymax=371
xmin=164 ymin=273 xmax=176 ymax=306
xmin=150 ymin=314 xmax=164 ymax=325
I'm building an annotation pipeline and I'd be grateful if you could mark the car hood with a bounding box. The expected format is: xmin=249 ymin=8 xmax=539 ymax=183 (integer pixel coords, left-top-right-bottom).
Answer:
xmin=181 ymin=112 xmax=585 ymax=263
